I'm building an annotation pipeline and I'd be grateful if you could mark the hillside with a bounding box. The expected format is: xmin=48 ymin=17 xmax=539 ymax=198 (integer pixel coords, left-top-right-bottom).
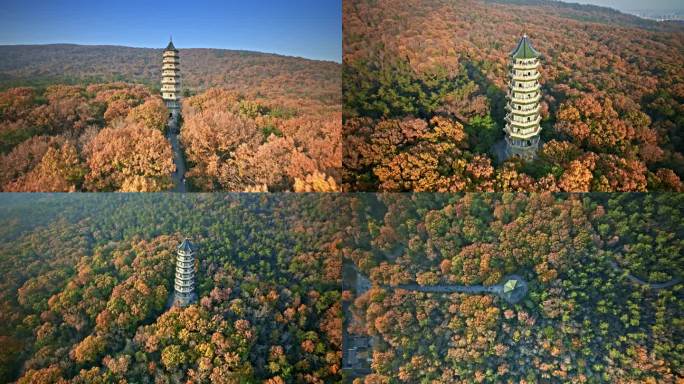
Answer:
xmin=0 ymin=44 xmax=342 ymax=192
xmin=0 ymin=44 xmax=340 ymax=105
xmin=0 ymin=83 xmax=341 ymax=192
xmin=342 ymin=0 xmax=684 ymax=192
xmin=486 ymin=0 xmax=683 ymax=29
xmin=0 ymin=193 xmax=345 ymax=383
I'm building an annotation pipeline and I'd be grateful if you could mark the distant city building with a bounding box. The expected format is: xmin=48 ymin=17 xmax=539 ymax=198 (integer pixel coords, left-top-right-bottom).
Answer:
xmin=162 ymin=39 xmax=181 ymax=120
xmin=172 ymin=238 xmax=197 ymax=307
xmin=505 ymin=34 xmax=542 ymax=159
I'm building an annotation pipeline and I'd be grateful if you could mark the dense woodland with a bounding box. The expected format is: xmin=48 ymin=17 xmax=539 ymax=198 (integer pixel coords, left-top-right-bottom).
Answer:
xmin=0 ymin=83 xmax=175 ymax=191
xmin=0 ymin=84 xmax=174 ymax=191
xmin=344 ymin=193 xmax=683 ymax=382
xmin=0 ymin=45 xmax=342 ymax=192
xmin=179 ymin=89 xmax=340 ymax=192
xmin=0 ymin=83 xmax=340 ymax=192
xmin=0 ymin=193 xmax=345 ymax=383
xmin=0 ymin=45 xmax=340 ymax=105
xmin=342 ymin=0 xmax=684 ymax=192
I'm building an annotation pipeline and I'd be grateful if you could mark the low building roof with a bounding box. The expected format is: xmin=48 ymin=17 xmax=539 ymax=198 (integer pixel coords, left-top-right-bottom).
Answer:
xmin=503 ymin=279 xmax=518 ymax=293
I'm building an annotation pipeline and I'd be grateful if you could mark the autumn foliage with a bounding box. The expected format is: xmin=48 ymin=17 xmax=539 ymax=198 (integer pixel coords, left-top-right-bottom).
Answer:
xmin=342 ymin=0 xmax=684 ymax=191
xmin=344 ymin=193 xmax=683 ymax=382
xmin=0 ymin=43 xmax=342 ymax=192
xmin=180 ymin=88 xmax=341 ymax=191
xmin=0 ymin=44 xmax=340 ymax=105
xmin=0 ymin=194 xmax=345 ymax=383
xmin=84 ymin=122 xmax=174 ymax=191
xmin=0 ymin=83 xmax=174 ymax=191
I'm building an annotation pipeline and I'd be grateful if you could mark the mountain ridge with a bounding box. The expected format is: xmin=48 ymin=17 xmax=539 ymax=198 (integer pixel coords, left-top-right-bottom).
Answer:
xmin=484 ymin=0 xmax=684 ymax=30
xmin=0 ymin=44 xmax=341 ymax=104
xmin=0 ymin=43 xmax=341 ymax=64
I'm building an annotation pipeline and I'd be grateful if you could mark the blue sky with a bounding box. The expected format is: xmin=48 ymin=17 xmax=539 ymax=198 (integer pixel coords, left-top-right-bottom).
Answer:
xmin=0 ymin=0 xmax=342 ymax=62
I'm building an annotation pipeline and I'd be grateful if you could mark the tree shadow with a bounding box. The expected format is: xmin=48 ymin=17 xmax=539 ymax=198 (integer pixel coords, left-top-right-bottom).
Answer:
xmin=463 ymin=60 xmax=508 ymax=161
xmin=464 ymin=60 xmax=507 ymax=129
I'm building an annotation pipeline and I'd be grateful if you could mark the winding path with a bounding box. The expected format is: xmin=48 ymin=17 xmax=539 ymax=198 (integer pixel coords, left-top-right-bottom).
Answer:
xmin=607 ymin=259 xmax=682 ymax=290
xmin=166 ymin=118 xmax=187 ymax=192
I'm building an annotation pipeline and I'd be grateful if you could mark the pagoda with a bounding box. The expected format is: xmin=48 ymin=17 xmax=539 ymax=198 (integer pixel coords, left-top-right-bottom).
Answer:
xmin=172 ymin=238 xmax=197 ymax=307
xmin=504 ymin=34 xmax=542 ymax=159
xmin=161 ymin=38 xmax=181 ymax=120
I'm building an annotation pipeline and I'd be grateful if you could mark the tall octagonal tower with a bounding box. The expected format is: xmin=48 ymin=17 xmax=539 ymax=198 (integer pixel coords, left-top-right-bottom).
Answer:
xmin=172 ymin=238 xmax=197 ymax=307
xmin=504 ymin=34 xmax=542 ymax=160
xmin=161 ymin=39 xmax=181 ymax=120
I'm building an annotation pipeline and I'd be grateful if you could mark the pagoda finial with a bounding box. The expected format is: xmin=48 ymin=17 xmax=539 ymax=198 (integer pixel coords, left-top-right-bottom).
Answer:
xmin=170 ymin=34 xmax=173 ymax=43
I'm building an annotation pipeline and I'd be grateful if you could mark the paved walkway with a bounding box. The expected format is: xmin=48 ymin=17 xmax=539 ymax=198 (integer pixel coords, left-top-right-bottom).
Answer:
xmin=386 ymin=274 xmax=528 ymax=304
xmin=166 ymin=118 xmax=187 ymax=192
xmin=394 ymin=283 xmax=499 ymax=294
xmin=607 ymin=259 xmax=681 ymax=290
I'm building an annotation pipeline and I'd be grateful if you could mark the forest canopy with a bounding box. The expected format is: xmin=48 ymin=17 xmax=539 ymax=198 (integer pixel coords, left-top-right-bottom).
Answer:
xmin=0 ymin=193 xmax=345 ymax=383
xmin=342 ymin=0 xmax=684 ymax=192
xmin=342 ymin=193 xmax=683 ymax=383
xmin=0 ymin=45 xmax=340 ymax=105
xmin=0 ymin=84 xmax=174 ymax=191
xmin=0 ymin=82 xmax=341 ymax=192
xmin=0 ymin=44 xmax=342 ymax=192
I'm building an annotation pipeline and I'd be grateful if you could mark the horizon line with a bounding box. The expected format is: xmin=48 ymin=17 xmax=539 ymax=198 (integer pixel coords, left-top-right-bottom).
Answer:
xmin=0 ymin=42 xmax=342 ymax=64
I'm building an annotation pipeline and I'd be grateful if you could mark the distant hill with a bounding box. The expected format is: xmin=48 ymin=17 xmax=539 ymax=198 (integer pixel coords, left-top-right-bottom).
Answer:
xmin=0 ymin=44 xmax=340 ymax=104
xmin=485 ymin=0 xmax=684 ymax=30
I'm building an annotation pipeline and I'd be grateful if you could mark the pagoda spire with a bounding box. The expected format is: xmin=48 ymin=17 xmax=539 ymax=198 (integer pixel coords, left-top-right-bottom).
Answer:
xmin=503 ymin=34 xmax=542 ymax=160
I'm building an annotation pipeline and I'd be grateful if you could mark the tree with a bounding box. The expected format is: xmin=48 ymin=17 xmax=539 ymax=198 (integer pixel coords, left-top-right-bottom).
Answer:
xmin=161 ymin=345 xmax=186 ymax=370
xmin=72 ymin=334 xmax=107 ymax=364
xmin=85 ymin=122 xmax=174 ymax=191
xmin=126 ymin=97 xmax=168 ymax=132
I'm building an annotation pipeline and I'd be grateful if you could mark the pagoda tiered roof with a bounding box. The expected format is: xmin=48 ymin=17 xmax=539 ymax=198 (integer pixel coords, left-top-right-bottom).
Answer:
xmin=165 ymin=40 xmax=178 ymax=52
xmin=177 ymin=238 xmax=195 ymax=254
xmin=510 ymin=35 xmax=540 ymax=59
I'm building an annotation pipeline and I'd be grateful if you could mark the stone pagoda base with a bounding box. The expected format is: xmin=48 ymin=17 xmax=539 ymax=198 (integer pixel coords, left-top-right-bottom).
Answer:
xmin=492 ymin=137 xmax=543 ymax=163
xmin=492 ymin=134 xmax=540 ymax=161
xmin=171 ymin=291 xmax=197 ymax=307
xmin=505 ymin=141 xmax=539 ymax=161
